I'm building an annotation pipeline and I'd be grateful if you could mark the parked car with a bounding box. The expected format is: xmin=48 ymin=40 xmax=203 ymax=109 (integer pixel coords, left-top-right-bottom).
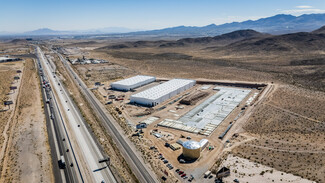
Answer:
xmin=161 ymin=176 xmax=167 ymax=181
xmin=179 ymin=159 xmax=186 ymax=163
xmin=175 ymin=169 xmax=180 ymax=172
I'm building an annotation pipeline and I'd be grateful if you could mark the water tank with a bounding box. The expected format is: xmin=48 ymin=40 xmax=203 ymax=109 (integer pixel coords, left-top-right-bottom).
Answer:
xmin=182 ymin=140 xmax=201 ymax=159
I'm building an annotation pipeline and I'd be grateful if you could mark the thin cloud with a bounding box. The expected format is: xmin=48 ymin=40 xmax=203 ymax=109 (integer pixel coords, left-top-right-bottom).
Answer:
xmin=296 ymin=5 xmax=313 ymax=9
xmin=282 ymin=8 xmax=325 ymax=14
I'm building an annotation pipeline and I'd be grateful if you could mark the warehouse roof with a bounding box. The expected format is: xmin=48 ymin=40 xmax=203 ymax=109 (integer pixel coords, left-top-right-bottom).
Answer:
xmin=0 ymin=57 xmax=10 ymax=61
xmin=131 ymin=79 xmax=195 ymax=100
xmin=199 ymin=139 xmax=208 ymax=147
xmin=111 ymin=75 xmax=155 ymax=87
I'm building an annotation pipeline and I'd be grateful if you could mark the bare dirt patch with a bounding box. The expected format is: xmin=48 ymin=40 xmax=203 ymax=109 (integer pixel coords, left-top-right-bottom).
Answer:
xmin=231 ymin=85 xmax=325 ymax=183
xmin=0 ymin=58 xmax=53 ymax=183
xmin=216 ymin=154 xmax=314 ymax=183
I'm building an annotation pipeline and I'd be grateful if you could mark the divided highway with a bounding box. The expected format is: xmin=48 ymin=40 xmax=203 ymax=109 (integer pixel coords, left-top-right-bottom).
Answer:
xmin=37 ymin=47 xmax=117 ymax=183
xmin=37 ymin=49 xmax=80 ymax=183
xmin=55 ymin=51 xmax=159 ymax=183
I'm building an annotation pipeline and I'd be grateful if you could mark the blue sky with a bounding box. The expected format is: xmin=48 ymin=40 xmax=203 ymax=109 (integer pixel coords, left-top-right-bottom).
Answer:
xmin=1 ymin=0 xmax=325 ymax=32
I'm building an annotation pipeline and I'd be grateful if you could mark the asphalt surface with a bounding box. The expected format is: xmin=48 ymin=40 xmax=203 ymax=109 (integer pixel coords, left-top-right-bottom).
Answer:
xmin=36 ymin=48 xmax=80 ymax=183
xmin=56 ymin=52 xmax=159 ymax=183
xmin=37 ymin=47 xmax=117 ymax=183
xmin=38 ymin=69 xmax=65 ymax=183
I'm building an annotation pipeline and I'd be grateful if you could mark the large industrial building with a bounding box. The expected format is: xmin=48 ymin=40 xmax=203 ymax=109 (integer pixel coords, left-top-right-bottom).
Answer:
xmin=110 ymin=75 xmax=156 ymax=91
xmin=130 ymin=79 xmax=196 ymax=106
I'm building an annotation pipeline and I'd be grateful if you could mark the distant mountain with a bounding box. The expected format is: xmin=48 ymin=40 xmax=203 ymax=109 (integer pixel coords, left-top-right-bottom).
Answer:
xmin=123 ymin=13 xmax=325 ymax=37
xmin=100 ymin=25 xmax=325 ymax=55
xmin=20 ymin=27 xmax=139 ymax=36
xmin=23 ymin=28 xmax=71 ymax=35
xmin=159 ymin=29 xmax=267 ymax=47
xmin=220 ymin=32 xmax=325 ymax=53
xmin=97 ymin=29 xmax=267 ymax=50
xmin=312 ymin=25 xmax=325 ymax=34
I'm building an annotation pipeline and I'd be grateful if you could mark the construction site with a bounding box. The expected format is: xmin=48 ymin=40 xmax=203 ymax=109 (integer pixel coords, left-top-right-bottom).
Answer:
xmin=94 ymin=74 xmax=267 ymax=181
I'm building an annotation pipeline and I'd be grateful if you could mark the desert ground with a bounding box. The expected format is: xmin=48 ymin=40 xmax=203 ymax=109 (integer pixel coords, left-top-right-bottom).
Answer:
xmin=216 ymin=154 xmax=314 ymax=183
xmin=46 ymin=30 xmax=325 ymax=182
xmin=0 ymin=41 xmax=53 ymax=183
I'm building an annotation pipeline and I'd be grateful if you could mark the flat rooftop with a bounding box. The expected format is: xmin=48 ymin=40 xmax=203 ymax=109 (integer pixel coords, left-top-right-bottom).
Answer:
xmin=131 ymin=79 xmax=195 ymax=100
xmin=180 ymin=87 xmax=251 ymax=128
xmin=158 ymin=86 xmax=251 ymax=136
xmin=111 ymin=75 xmax=155 ymax=87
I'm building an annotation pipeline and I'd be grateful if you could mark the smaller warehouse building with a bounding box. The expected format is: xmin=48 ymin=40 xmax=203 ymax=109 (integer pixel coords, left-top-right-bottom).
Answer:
xmin=110 ymin=75 xmax=156 ymax=91
xmin=170 ymin=143 xmax=182 ymax=151
xmin=0 ymin=56 xmax=21 ymax=63
xmin=199 ymin=139 xmax=209 ymax=150
xmin=130 ymin=78 xmax=196 ymax=106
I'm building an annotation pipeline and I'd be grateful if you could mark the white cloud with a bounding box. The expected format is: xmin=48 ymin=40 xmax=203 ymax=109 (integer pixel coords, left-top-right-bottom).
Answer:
xmin=296 ymin=5 xmax=313 ymax=9
xmin=282 ymin=8 xmax=325 ymax=14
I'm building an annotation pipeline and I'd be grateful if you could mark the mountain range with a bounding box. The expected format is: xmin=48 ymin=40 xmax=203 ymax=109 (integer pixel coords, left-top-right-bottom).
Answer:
xmin=2 ymin=13 xmax=325 ymax=37
xmin=98 ymin=29 xmax=267 ymax=50
xmin=128 ymin=14 xmax=325 ymax=37
xmin=98 ymin=25 xmax=325 ymax=54
xmin=0 ymin=27 xmax=141 ymax=36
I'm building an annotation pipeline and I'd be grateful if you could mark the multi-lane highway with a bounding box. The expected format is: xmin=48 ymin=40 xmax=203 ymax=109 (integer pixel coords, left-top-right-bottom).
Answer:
xmin=55 ymin=51 xmax=159 ymax=183
xmin=37 ymin=49 xmax=80 ymax=183
xmin=36 ymin=47 xmax=117 ymax=183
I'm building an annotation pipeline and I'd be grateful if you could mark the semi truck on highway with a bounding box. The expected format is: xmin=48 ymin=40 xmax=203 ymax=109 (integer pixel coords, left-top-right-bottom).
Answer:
xmin=59 ymin=155 xmax=66 ymax=169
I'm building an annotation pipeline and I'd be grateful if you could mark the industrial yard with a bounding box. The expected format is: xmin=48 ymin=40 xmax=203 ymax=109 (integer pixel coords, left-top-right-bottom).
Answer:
xmin=92 ymin=74 xmax=267 ymax=182
xmin=34 ymin=32 xmax=325 ymax=182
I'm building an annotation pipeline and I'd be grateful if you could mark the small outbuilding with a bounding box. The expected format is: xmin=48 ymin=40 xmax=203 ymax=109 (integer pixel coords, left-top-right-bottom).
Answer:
xmin=170 ymin=143 xmax=182 ymax=151
xmin=199 ymin=139 xmax=209 ymax=150
xmin=216 ymin=167 xmax=230 ymax=178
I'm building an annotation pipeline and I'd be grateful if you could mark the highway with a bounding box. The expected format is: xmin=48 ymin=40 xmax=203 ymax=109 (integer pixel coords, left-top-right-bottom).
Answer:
xmin=36 ymin=46 xmax=117 ymax=183
xmin=55 ymin=51 xmax=159 ymax=183
xmin=37 ymin=49 xmax=80 ymax=183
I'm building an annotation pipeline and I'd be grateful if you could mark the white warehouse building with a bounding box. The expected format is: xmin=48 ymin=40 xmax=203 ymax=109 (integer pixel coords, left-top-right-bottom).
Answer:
xmin=130 ymin=79 xmax=196 ymax=106
xmin=110 ymin=75 xmax=156 ymax=91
